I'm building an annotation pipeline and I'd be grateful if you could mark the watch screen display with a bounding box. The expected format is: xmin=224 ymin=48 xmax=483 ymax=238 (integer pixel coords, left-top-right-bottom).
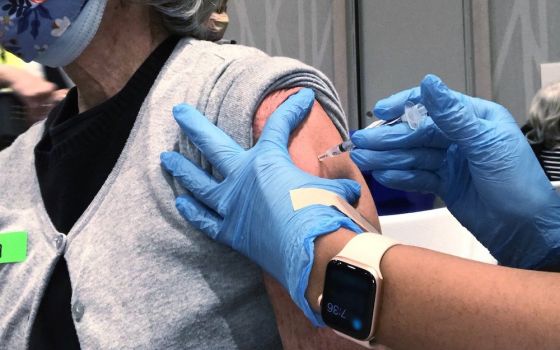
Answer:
xmin=321 ymin=259 xmax=376 ymax=340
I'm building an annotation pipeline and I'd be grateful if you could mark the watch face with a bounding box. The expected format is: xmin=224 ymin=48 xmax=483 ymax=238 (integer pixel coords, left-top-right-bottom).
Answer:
xmin=321 ymin=259 xmax=376 ymax=340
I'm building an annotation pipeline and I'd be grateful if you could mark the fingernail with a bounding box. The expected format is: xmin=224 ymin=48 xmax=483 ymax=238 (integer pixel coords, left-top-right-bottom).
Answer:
xmin=298 ymin=88 xmax=315 ymax=99
xmin=172 ymin=103 xmax=192 ymax=117
xmin=176 ymin=197 xmax=194 ymax=215
xmin=160 ymin=152 xmax=177 ymax=172
xmin=424 ymin=74 xmax=441 ymax=85
xmin=160 ymin=152 xmax=171 ymax=161
xmin=373 ymin=101 xmax=390 ymax=117
xmin=423 ymin=75 xmax=448 ymax=96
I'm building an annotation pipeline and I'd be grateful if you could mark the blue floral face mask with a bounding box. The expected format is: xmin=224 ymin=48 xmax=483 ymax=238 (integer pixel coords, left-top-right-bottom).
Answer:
xmin=1 ymin=0 xmax=108 ymax=67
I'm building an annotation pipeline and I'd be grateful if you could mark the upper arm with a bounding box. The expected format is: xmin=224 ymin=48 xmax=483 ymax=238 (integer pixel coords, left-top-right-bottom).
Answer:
xmin=253 ymin=88 xmax=379 ymax=227
xmin=253 ymin=88 xmax=379 ymax=349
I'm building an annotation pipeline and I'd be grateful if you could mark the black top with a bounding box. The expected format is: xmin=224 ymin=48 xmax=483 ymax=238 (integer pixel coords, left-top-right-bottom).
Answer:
xmin=29 ymin=36 xmax=179 ymax=349
xmin=521 ymin=123 xmax=560 ymax=181
xmin=521 ymin=124 xmax=549 ymax=178
xmin=538 ymin=149 xmax=560 ymax=181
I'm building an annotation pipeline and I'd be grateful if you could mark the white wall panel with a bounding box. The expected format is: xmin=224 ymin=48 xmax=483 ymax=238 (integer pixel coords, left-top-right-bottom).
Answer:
xmin=358 ymin=0 xmax=471 ymax=127
xmin=489 ymin=0 xmax=560 ymax=124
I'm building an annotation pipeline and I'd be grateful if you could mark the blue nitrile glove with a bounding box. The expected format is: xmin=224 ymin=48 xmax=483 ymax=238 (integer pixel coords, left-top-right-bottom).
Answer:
xmin=350 ymin=74 xmax=560 ymax=270
xmin=161 ymin=89 xmax=363 ymax=325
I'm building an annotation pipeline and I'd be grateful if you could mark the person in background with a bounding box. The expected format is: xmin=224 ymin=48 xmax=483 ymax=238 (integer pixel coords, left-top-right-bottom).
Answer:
xmin=523 ymin=82 xmax=560 ymax=180
xmin=0 ymin=50 xmax=68 ymax=150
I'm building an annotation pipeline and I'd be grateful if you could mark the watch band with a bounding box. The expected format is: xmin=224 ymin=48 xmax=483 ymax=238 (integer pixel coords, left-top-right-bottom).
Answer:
xmin=335 ymin=233 xmax=398 ymax=276
xmin=331 ymin=233 xmax=398 ymax=348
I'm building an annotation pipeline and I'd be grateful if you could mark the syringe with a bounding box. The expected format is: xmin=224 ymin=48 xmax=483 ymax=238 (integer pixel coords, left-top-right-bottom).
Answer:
xmin=318 ymin=102 xmax=428 ymax=161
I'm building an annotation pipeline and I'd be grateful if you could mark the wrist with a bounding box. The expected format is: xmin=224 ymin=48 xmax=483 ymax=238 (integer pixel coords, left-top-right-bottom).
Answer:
xmin=497 ymin=190 xmax=560 ymax=269
xmin=270 ymin=206 xmax=362 ymax=327
xmin=527 ymin=192 xmax=560 ymax=270
xmin=287 ymin=214 xmax=362 ymax=327
xmin=284 ymin=188 xmax=377 ymax=325
xmin=317 ymin=233 xmax=400 ymax=344
xmin=306 ymin=227 xmax=357 ymax=312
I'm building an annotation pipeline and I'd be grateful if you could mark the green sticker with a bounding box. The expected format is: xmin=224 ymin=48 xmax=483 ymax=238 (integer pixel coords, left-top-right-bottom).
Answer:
xmin=0 ymin=231 xmax=28 ymax=264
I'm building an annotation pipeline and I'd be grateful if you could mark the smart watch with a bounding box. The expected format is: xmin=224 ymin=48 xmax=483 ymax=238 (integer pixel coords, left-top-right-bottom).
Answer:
xmin=320 ymin=233 xmax=398 ymax=348
xmin=289 ymin=188 xmax=398 ymax=346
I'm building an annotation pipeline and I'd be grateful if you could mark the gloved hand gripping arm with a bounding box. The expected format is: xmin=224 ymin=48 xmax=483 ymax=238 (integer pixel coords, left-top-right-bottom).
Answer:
xmin=161 ymin=89 xmax=363 ymax=325
xmin=351 ymin=74 xmax=560 ymax=270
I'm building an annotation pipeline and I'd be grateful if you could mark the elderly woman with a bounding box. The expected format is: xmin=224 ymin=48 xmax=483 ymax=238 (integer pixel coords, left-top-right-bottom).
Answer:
xmin=0 ymin=0 xmax=377 ymax=349
xmin=523 ymin=82 xmax=560 ymax=181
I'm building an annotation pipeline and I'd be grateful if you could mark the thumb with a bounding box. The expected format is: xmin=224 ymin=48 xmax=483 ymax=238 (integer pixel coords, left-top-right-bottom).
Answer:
xmin=260 ymin=88 xmax=315 ymax=147
xmin=373 ymin=87 xmax=421 ymax=120
xmin=420 ymin=74 xmax=484 ymax=145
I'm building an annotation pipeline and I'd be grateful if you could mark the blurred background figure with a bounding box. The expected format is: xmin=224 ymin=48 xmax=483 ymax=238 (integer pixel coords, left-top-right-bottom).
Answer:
xmin=523 ymin=82 xmax=560 ymax=181
xmin=0 ymin=49 xmax=69 ymax=150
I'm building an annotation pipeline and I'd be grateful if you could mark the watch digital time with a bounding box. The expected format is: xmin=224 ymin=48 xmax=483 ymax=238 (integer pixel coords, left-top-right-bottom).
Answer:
xmin=320 ymin=233 xmax=398 ymax=348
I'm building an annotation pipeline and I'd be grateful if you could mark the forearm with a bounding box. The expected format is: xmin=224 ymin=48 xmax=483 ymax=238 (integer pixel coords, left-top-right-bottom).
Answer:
xmin=307 ymin=229 xmax=560 ymax=349
xmin=305 ymin=228 xmax=357 ymax=309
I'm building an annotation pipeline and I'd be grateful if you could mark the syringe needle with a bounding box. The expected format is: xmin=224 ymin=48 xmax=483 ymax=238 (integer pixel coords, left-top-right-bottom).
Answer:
xmin=318 ymin=140 xmax=355 ymax=161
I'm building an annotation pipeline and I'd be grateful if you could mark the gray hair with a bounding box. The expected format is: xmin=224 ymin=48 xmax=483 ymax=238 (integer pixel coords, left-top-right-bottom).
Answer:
xmin=136 ymin=0 xmax=227 ymax=39
xmin=526 ymin=82 xmax=560 ymax=149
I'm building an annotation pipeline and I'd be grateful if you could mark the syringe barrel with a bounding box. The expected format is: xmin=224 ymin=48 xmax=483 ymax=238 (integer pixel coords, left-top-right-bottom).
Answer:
xmin=402 ymin=102 xmax=428 ymax=130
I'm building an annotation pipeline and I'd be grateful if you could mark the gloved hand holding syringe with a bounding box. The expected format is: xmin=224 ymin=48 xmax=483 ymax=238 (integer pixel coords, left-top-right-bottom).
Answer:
xmin=318 ymin=101 xmax=429 ymax=161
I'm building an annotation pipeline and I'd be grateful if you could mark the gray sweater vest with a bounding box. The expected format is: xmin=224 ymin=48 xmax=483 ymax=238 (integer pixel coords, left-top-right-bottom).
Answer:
xmin=0 ymin=38 xmax=348 ymax=349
